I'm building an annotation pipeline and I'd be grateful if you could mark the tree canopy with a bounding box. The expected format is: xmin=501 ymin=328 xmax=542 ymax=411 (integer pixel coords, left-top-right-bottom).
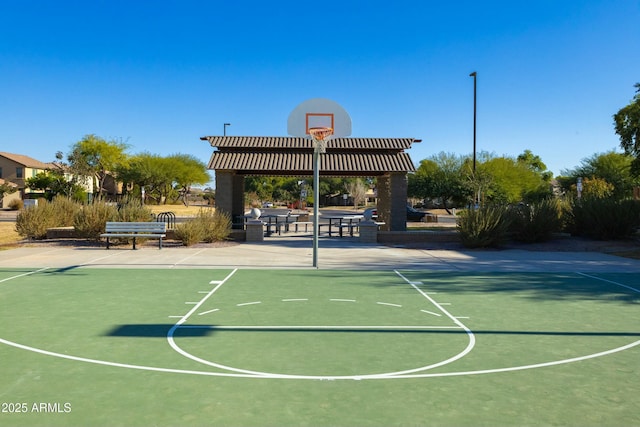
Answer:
xmin=614 ymin=83 xmax=640 ymax=175
xmin=408 ymin=150 xmax=552 ymax=209
xmin=559 ymin=151 xmax=639 ymax=200
xmin=67 ymin=134 xmax=129 ymax=199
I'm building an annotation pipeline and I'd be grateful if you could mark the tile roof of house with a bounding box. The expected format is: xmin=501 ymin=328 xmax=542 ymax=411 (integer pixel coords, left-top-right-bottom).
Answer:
xmin=0 ymin=152 xmax=53 ymax=169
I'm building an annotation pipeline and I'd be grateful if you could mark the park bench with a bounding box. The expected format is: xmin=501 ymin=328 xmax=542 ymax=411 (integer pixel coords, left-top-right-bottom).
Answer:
xmin=100 ymin=222 xmax=167 ymax=250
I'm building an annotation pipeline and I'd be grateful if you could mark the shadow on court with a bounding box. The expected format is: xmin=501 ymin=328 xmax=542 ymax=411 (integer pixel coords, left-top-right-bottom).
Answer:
xmin=105 ymin=324 xmax=640 ymax=338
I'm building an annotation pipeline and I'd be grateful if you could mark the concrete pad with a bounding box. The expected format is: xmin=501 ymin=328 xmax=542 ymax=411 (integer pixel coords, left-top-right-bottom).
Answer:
xmin=1 ymin=237 xmax=640 ymax=273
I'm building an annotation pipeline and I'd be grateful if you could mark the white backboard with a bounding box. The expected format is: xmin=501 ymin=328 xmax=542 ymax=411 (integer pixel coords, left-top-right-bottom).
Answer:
xmin=287 ymin=98 xmax=352 ymax=137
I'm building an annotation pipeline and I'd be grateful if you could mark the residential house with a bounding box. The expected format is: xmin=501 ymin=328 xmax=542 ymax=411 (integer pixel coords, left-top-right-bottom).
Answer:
xmin=0 ymin=152 xmax=54 ymax=205
xmin=0 ymin=178 xmax=20 ymax=208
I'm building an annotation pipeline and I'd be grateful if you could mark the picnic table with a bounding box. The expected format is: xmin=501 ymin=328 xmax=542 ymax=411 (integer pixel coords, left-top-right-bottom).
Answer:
xmin=261 ymin=214 xmax=299 ymax=236
xmin=322 ymin=215 xmax=364 ymax=237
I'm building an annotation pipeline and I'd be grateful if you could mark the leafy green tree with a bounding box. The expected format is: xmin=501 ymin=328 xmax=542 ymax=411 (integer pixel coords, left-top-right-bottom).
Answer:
xmin=408 ymin=152 xmax=470 ymax=212
xmin=614 ymin=83 xmax=640 ymax=174
xmin=517 ymin=149 xmax=553 ymax=182
xmin=25 ymin=170 xmax=85 ymax=201
xmin=561 ymin=151 xmax=639 ymax=200
xmin=67 ymin=134 xmax=129 ymax=199
xmin=167 ymin=154 xmax=210 ymax=206
xmin=486 ymin=157 xmax=552 ymax=204
xmin=117 ymin=153 xmax=173 ymax=204
xmin=0 ymin=182 xmax=18 ymax=200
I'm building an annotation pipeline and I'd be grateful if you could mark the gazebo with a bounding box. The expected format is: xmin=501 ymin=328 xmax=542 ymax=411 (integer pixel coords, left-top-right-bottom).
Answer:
xmin=200 ymin=136 xmax=420 ymax=231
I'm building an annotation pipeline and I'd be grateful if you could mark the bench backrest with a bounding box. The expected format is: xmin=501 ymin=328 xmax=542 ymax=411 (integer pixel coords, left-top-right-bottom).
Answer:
xmin=105 ymin=222 xmax=166 ymax=233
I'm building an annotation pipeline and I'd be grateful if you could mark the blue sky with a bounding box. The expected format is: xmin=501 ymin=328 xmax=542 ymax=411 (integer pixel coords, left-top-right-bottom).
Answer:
xmin=1 ymin=0 xmax=639 ymax=185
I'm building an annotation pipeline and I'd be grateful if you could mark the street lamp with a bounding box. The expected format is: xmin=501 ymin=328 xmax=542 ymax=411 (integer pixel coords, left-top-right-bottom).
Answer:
xmin=469 ymin=71 xmax=477 ymax=174
xmin=224 ymin=123 xmax=231 ymax=136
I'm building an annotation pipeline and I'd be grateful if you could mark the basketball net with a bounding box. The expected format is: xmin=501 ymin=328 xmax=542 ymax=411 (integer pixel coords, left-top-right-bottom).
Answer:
xmin=308 ymin=127 xmax=333 ymax=154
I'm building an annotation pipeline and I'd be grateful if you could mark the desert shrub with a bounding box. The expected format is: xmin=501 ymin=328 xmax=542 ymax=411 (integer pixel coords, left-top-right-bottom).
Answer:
xmin=8 ymin=199 xmax=23 ymax=210
xmin=567 ymin=198 xmax=640 ymax=240
xmin=173 ymin=220 xmax=205 ymax=246
xmin=508 ymin=199 xmax=563 ymax=243
xmin=117 ymin=198 xmax=153 ymax=222
xmin=15 ymin=201 xmax=56 ymax=239
xmin=457 ymin=205 xmax=511 ymax=248
xmin=173 ymin=209 xmax=231 ymax=246
xmin=49 ymin=196 xmax=81 ymax=226
xmin=74 ymin=202 xmax=118 ymax=240
xmin=196 ymin=209 xmax=231 ymax=243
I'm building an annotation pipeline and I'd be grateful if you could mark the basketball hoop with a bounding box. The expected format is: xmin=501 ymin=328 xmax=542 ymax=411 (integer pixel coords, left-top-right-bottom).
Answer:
xmin=309 ymin=127 xmax=333 ymax=153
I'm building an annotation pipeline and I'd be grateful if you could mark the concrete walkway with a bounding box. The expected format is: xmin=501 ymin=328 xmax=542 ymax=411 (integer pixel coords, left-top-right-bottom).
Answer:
xmin=2 ymin=236 xmax=640 ymax=273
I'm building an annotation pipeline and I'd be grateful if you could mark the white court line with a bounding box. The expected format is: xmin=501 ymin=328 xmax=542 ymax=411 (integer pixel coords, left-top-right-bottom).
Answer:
xmin=2 ymin=335 xmax=638 ymax=381
xmin=282 ymin=299 xmax=308 ymax=302
xmin=377 ymin=302 xmax=402 ymax=307
xmin=199 ymin=309 xmax=220 ymax=316
xmin=237 ymin=301 xmax=261 ymax=306
xmin=421 ymin=310 xmax=442 ymax=317
xmin=0 ymin=267 xmax=49 ymax=284
xmin=330 ymin=299 xmax=356 ymax=302
xmin=82 ymin=251 xmax=129 ymax=265
xmin=3 ymin=269 xmax=638 ymax=381
xmin=577 ymin=272 xmax=640 ymax=293
xmin=389 ymin=270 xmax=476 ymax=377
xmin=170 ymin=248 xmax=208 ymax=268
xmin=178 ymin=325 xmax=462 ymax=330
xmin=168 ymin=269 xmax=237 ymax=327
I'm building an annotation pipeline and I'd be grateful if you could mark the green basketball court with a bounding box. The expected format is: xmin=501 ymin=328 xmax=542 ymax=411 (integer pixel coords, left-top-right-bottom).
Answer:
xmin=1 ymin=265 xmax=638 ymax=426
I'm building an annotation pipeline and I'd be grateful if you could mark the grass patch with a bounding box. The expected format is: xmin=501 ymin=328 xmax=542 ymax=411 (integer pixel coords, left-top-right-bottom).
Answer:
xmin=0 ymin=221 xmax=19 ymax=247
xmin=147 ymin=204 xmax=215 ymax=217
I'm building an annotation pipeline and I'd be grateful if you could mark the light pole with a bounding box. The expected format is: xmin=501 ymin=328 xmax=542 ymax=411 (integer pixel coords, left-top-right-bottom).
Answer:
xmin=469 ymin=72 xmax=477 ymax=174
xmin=224 ymin=123 xmax=231 ymax=136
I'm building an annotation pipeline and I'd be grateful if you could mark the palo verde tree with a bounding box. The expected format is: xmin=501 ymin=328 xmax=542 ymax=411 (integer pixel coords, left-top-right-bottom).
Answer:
xmin=168 ymin=154 xmax=210 ymax=206
xmin=117 ymin=152 xmax=210 ymax=205
xmin=67 ymin=134 xmax=129 ymax=199
xmin=614 ymin=83 xmax=640 ymax=175
xmin=408 ymin=152 xmax=471 ymax=212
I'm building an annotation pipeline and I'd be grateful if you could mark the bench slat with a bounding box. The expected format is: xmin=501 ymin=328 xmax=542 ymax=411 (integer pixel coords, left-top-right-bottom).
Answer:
xmin=101 ymin=222 xmax=167 ymax=250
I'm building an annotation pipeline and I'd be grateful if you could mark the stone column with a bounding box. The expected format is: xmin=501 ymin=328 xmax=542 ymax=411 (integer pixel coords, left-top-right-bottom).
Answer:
xmin=388 ymin=172 xmax=407 ymax=231
xmin=358 ymin=221 xmax=378 ymax=243
xmin=245 ymin=220 xmax=264 ymax=242
xmin=215 ymin=170 xmax=245 ymax=228
xmin=376 ymin=175 xmax=391 ymax=231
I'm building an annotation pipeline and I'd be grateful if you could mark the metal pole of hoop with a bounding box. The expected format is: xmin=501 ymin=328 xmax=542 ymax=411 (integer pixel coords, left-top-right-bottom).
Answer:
xmin=309 ymin=127 xmax=332 ymax=268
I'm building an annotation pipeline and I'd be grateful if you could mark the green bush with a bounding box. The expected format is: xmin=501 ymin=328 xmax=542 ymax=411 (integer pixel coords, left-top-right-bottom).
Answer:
xmin=74 ymin=202 xmax=118 ymax=240
xmin=567 ymin=198 xmax=640 ymax=240
xmin=16 ymin=202 xmax=56 ymax=239
xmin=508 ymin=199 xmax=563 ymax=243
xmin=174 ymin=220 xmax=205 ymax=246
xmin=457 ymin=205 xmax=511 ymax=248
